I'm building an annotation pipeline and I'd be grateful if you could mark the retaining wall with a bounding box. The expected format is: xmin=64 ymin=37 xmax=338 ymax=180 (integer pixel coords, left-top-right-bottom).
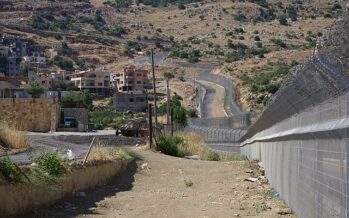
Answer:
xmin=0 ymin=159 xmax=131 ymax=216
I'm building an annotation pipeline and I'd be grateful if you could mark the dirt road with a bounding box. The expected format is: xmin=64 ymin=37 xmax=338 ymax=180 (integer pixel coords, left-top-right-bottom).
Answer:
xmin=31 ymin=150 xmax=296 ymax=218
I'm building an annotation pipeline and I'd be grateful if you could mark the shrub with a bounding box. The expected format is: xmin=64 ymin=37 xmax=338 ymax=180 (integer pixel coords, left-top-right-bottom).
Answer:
xmin=278 ymin=15 xmax=288 ymax=25
xmin=157 ymin=136 xmax=185 ymax=157
xmin=187 ymin=108 xmax=198 ymax=118
xmin=0 ymin=157 xmax=21 ymax=182
xmin=205 ymin=150 xmax=220 ymax=161
xmin=270 ymin=38 xmax=286 ymax=48
xmin=37 ymin=152 xmax=64 ymax=176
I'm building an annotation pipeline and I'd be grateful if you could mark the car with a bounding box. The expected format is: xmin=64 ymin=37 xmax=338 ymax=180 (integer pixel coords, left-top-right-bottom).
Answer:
xmin=64 ymin=117 xmax=77 ymax=127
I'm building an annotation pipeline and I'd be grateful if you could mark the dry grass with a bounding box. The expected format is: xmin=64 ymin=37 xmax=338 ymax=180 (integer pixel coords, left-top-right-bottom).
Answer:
xmin=88 ymin=143 xmax=141 ymax=162
xmin=177 ymin=132 xmax=220 ymax=161
xmin=0 ymin=121 xmax=31 ymax=149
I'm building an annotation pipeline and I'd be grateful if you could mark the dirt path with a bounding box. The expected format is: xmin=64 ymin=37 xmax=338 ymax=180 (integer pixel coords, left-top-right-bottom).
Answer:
xmin=31 ymin=150 xmax=296 ymax=218
xmin=199 ymin=81 xmax=227 ymax=118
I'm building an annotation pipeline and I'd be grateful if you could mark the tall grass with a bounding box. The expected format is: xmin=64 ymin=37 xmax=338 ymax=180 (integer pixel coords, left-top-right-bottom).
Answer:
xmin=157 ymin=133 xmax=220 ymax=161
xmin=178 ymin=132 xmax=220 ymax=161
xmin=0 ymin=121 xmax=31 ymax=149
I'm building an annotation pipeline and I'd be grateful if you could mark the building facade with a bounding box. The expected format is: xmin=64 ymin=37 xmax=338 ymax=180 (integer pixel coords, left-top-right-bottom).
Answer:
xmin=70 ymin=70 xmax=110 ymax=96
xmin=111 ymin=67 xmax=149 ymax=92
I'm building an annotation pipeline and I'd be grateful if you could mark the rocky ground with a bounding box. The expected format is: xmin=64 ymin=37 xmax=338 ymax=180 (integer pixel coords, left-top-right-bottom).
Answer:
xmin=29 ymin=149 xmax=296 ymax=218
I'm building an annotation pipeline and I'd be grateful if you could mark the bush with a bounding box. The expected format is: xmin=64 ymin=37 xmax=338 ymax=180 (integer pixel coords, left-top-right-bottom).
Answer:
xmin=0 ymin=157 xmax=21 ymax=182
xmin=205 ymin=151 xmax=220 ymax=161
xmin=270 ymin=38 xmax=286 ymax=48
xmin=278 ymin=15 xmax=288 ymax=25
xmin=187 ymin=108 xmax=198 ymax=118
xmin=157 ymin=136 xmax=185 ymax=157
xmin=37 ymin=152 xmax=64 ymax=176
xmin=61 ymin=90 xmax=93 ymax=109
xmin=89 ymin=109 xmax=118 ymax=129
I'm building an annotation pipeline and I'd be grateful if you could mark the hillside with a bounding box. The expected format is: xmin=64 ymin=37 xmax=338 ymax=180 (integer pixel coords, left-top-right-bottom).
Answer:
xmin=0 ymin=0 xmax=346 ymax=111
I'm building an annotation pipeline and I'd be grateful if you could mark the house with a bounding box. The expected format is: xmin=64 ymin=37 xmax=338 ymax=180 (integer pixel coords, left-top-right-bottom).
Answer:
xmin=113 ymin=92 xmax=147 ymax=112
xmin=7 ymin=56 xmax=21 ymax=77
xmin=0 ymin=74 xmax=29 ymax=98
xmin=70 ymin=70 xmax=111 ymax=96
xmin=111 ymin=66 xmax=149 ymax=92
xmin=38 ymin=73 xmax=54 ymax=91
xmin=111 ymin=66 xmax=150 ymax=112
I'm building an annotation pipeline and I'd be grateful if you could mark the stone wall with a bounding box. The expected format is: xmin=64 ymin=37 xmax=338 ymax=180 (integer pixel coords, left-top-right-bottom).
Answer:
xmin=0 ymin=98 xmax=60 ymax=132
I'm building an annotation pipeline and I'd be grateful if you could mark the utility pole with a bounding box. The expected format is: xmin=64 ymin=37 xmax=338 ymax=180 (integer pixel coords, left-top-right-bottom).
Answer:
xmin=151 ymin=49 xmax=158 ymax=128
xmin=148 ymin=103 xmax=153 ymax=149
xmin=166 ymin=77 xmax=170 ymax=125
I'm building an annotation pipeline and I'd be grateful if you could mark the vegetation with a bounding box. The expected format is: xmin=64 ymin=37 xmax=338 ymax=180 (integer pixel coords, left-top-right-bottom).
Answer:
xmin=26 ymin=80 xmax=44 ymax=98
xmin=157 ymin=136 xmax=185 ymax=157
xmin=184 ymin=179 xmax=194 ymax=187
xmin=239 ymin=63 xmax=295 ymax=104
xmin=61 ymin=90 xmax=93 ymax=109
xmin=37 ymin=152 xmax=64 ymax=176
xmin=157 ymin=133 xmax=220 ymax=161
xmin=0 ymin=157 xmax=22 ymax=182
xmin=0 ymin=121 xmax=31 ymax=149
xmin=89 ymin=109 xmax=122 ymax=130
xmin=50 ymin=56 xmax=74 ymax=71
xmin=53 ymin=80 xmax=77 ymax=91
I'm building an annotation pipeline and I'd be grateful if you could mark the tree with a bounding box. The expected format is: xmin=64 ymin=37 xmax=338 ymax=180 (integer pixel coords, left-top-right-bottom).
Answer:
xmin=26 ymin=80 xmax=44 ymax=98
xmin=173 ymin=106 xmax=187 ymax=127
xmin=164 ymin=72 xmax=175 ymax=124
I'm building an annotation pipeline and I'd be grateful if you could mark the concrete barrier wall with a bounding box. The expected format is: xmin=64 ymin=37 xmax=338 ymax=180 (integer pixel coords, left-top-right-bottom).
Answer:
xmin=0 ymin=159 xmax=131 ymax=216
xmin=0 ymin=98 xmax=60 ymax=132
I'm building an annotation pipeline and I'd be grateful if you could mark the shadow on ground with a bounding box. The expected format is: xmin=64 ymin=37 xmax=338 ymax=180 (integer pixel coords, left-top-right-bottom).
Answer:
xmin=23 ymin=160 xmax=138 ymax=218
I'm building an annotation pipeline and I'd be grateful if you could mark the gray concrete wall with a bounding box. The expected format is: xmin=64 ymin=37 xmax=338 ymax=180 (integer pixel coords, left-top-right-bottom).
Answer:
xmin=113 ymin=92 xmax=147 ymax=112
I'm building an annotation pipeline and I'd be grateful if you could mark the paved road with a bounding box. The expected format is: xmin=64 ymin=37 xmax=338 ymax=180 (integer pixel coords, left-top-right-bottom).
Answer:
xmin=6 ymin=132 xmax=145 ymax=164
xmin=197 ymin=81 xmax=227 ymax=118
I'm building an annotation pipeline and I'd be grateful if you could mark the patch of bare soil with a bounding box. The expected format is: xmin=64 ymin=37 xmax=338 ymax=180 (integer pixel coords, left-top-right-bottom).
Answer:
xmin=31 ymin=150 xmax=296 ymax=218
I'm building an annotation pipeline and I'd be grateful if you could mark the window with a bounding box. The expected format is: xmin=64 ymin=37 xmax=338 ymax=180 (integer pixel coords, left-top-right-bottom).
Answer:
xmin=128 ymin=81 xmax=133 ymax=84
xmin=129 ymin=98 xmax=134 ymax=102
xmin=137 ymin=73 xmax=142 ymax=76
xmin=137 ymin=81 xmax=142 ymax=84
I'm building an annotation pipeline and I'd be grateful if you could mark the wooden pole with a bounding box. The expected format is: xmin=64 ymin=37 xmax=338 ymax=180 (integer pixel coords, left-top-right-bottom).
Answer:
xmin=83 ymin=137 xmax=95 ymax=165
xmin=151 ymin=49 xmax=158 ymax=128
xmin=148 ymin=103 xmax=153 ymax=149
xmin=171 ymin=107 xmax=174 ymax=136
xmin=166 ymin=78 xmax=170 ymax=125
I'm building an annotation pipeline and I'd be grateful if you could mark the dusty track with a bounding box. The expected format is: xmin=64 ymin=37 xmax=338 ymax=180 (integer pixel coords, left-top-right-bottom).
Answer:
xmin=30 ymin=150 xmax=296 ymax=218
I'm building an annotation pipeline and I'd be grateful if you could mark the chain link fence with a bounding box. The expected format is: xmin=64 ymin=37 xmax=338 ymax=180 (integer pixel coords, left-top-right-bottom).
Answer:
xmin=241 ymin=91 xmax=349 ymax=218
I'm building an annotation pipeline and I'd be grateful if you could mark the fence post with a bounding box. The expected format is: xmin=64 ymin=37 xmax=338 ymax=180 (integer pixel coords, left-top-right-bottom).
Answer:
xmin=148 ymin=103 xmax=153 ymax=149
xmin=83 ymin=137 xmax=95 ymax=165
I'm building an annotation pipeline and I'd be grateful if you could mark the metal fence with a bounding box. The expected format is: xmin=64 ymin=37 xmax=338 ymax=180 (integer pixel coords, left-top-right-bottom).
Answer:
xmin=190 ymin=113 xmax=250 ymax=129
xmin=240 ymin=91 xmax=349 ymax=218
xmin=188 ymin=120 xmax=246 ymax=143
